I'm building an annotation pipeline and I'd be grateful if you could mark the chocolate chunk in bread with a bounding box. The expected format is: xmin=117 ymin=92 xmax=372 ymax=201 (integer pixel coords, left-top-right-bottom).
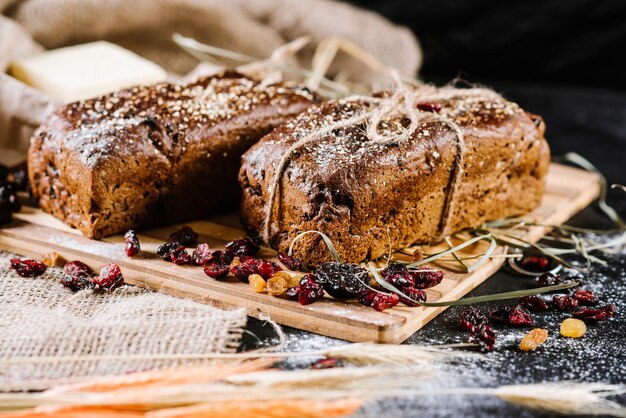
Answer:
xmin=28 ymin=71 xmax=317 ymax=238
xmin=239 ymin=86 xmax=550 ymax=267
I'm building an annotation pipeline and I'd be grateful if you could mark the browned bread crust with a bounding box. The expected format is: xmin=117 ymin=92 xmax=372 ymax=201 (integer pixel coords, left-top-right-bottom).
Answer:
xmin=239 ymin=87 xmax=550 ymax=267
xmin=28 ymin=72 xmax=317 ymax=238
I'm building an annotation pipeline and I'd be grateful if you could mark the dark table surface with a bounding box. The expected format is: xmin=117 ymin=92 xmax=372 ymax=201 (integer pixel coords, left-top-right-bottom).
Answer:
xmin=243 ymin=81 xmax=626 ymax=417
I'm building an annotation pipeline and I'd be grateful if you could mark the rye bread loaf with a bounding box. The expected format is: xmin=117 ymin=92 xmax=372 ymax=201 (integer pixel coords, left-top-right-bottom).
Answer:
xmin=239 ymin=86 xmax=550 ymax=267
xmin=28 ymin=71 xmax=317 ymax=238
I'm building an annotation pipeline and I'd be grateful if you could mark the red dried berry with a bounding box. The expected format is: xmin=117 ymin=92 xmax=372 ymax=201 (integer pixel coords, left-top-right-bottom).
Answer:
xmin=411 ymin=269 xmax=444 ymax=289
xmin=224 ymin=237 xmax=260 ymax=257
xmin=60 ymin=275 xmax=94 ymax=292
xmin=278 ymin=252 xmax=302 ymax=271
xmin=537 ymin=272 xmax=569 ymax=288
xmin=168 ymin=226 xmax=199 ymax=246
xmin=572 ymin=304 xmax=617 ymax=322
xmin=93 ymin=263 xmax=124 ymax=292
xmin=296 ymin=275 xmax=325 ymax=305
xmin=372 ymin=293 xmax=400 ymax=311
xmin=170 ymin=246 xmax=191 ymax=265
xmin=518 ymin=254 xmax=550 ymax=272
xmin=157 ymin=242 xmax=180 ymax=260
xmin=191 ymin=243 xmax=212 ymax=265
xmin=358 ymin=290 xmax=378 ymax=307
xmin=257 ymin=260 xmax=282 ymax=280
xmin=553 ymin=295 xmax=579 ymax=311
xmin=231 ymin=263 xmax=254 ymax=283
xmin=573 ymin=289 xmax=598 ymax=306
xmin=458 ymin=306 xmax=488 ymax=332
xmin=467 ymin=324 xmax=496 ymax=352
xmin=417 ymin=102 xmax=442 ymax=113
xmin=64 ymin=260 xmax=92 ymax=277
xmin=9 ymin=258 xmax=47 ymax=278
xmin=519 ymin=295 xmax=550 ymax=311
xmin=286 ymin=285 xmax=300 ymax=300
xmin=488 ymin=306 xmax=512 ymax=324
xmin=380 ymin=264 xmax=415 ymax=289
xmin=310 ymin=358 xmax=341 ymax=369
xmin=508 ymin=305 xmax=533 ymax=327
xmin=399 ymin=287 xmax=426 ymax=307
xmin=203 ymin=263 xmax=230 ymax=279
xmin=124 ymin=230 xmax=140 ymax=257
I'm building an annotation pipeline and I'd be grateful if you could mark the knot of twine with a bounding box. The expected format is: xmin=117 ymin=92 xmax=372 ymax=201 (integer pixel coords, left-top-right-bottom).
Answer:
xmin=262 ymin=74 xmax=503 ymax=250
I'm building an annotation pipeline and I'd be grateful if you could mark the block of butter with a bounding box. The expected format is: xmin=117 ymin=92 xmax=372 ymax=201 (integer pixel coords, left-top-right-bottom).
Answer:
xmin=9 ymin=41 xmax=168 ymax=103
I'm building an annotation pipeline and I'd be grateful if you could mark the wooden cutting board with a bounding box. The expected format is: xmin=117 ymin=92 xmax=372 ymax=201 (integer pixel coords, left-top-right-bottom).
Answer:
xmin=0 ymin=163 xmax=600 ymax=343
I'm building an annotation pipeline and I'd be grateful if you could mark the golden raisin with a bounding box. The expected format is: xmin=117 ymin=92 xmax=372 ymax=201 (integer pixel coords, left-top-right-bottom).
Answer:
xmin=519 ymin=328 xmax=549 ymax=351
xmin=560 ymin=318 xmax=587 ymax=338
xmin=41 ymin=251 xmax=64 ymax=267
xmin=271 ymin=271 xmax=304 ymax=288
xmin=248 ymin=274 xmax=266 ymax=293
xmin=266 ymin=275 xmax=289 ymax=297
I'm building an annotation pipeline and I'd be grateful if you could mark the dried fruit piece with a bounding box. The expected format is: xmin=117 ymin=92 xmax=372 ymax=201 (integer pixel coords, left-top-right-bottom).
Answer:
xmin=168 ymin=226 xmax=199 ymax=246
xmin=316 ymin=262 xmax=369 ymax=299
xmin=573 ymin=289 xmax=598 ymax=306
xmin=267 ymin=275 xmax=289 ymax=297
xmin=553 ymin=295 xmax=579 ymax=311
xmin=467 ymin=324 xmax=496 ymax=352
xmin=536 ymin=272 xmax=570 ymax=288
xmin=203 ymin=263 xmax=230 ymax=279
xmin=380 ymin=264 xmax=415 ymax=289
xmin=156 ymin=242 xmax=180 ymax=260
xmin=60 ymin=274 xmax=94 ymax=292
xmin=278 ymin=252 xmax=302 ymax=271
xmin=458 ymin=306 xmax=488 ymax=332
xmin=257 ymin=260 xmax=282 ymax=280
xmin=519 ymin=295 xmax=550 ymax=311
xmin=124 ymin=230 xmax=140 ymax=257
xmin=508 ymin=305 xmax=533 ymax=327
xmin=560 ymin=318 xmax=587 ymax=338
xmin=371 ymin=293 xmax=400 ymax=311
xmin=64 ymin=260 xmax=92 ymax=277
xmin=93 ymin=263 xmax=124 ymax=291
xmin=411 ymin=269 xmax=445 ymax=289
xmin=519 ymin=328 xmax=549 ymax=351
xmin=289 ymin=274 xmax=325 ymax=305
xmin=572 ymin=305 xmax=617 ymax=322
xmin=9 ymin=258 xmax=47 ymax=278
xmin=192 ymin=243 xmax=212 ymax=265
xmin=518 ymin=254 xmax=550 ymax=272
xmin=224 ymin=237 xmax=260 ymax=257
xmin=248 ymin=274 xmax=266 ymax=293
xmin=488 ymin=306 xmax=512 ymax=324
xmin=41 ymin=251 xmax=64 ymax=267
xmin=399 ymin=287 xmax=426 ymax=307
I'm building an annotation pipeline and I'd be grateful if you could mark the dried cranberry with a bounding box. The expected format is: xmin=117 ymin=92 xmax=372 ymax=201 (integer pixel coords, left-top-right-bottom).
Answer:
xmin=124 ymin=230 xmax=140 ymax=257
xmin=310 ymin=358 xmax=342 ymax=369
xmin=371 ymin=292 xmax=400 ymax=311
xmin=60 ymin=275 xmax=94 ymax=292
xmin=93 ymin=263 xmax=124 ymax=291
xmin=458 ymin=306 xmax=488 ymax=332
xmin=64 ymin=260 xmax=92 ymax=277
xmin=488 ymin=306 xmax=512 ymax=324
xmin=537 ymin=272 xmax=569 ymax=288
xmin=224 ymin=237 xmax=260 ymax=257
xmin=9 ymin=258 xmax=47 ymax=278
xmin=399 ymin=287 xmax=426 ymax=307
xmin=316 ymin=262 xmax=370 ymax=299
xmin=380 ymin=264 xmax=415 ymax=289
xmin=157 ymin=242 xmax=180 ymax=260
xmin=519 ymin=295 xmax=550 ymax=311
xmin=518 ymin=254 xmax=550 ymax=272
xmin=411 ymin=269 xmax=444 ymax=289
xmin=573 ymin=304 xmax=617 ymax=322
xmin=169 ymin=246 xmax=191 ymax=265
xmin=168 ymin=226 xmax=198 ymax=246
xmin=573 ymin=289 xmax=598 ymax=306
xmin=192 ymin=243 xmax=212 ymax=265
xmin=296 ymin=275 xmax=325 ymax=305
xmin=553 ymin=295 xmax=579 ymax=311
xmin=417 ymin=102 xmax=442 ymax=113
xmin=203 ymin=263 xmax=230 ymax=279
xmin=257 ymin=260 xmax=282 ymax=280
xmin=231 ymin=263 xmax=255 ymax=283
xmin=358 ymin=290 xmax=378 ymax=307
xmin=286 ymin=286 xmax=300 ymax=300
xmin=278 ymin=252 xmax=302 ymax=271
xmin=467 ymin=324 xmax=496 ymax=352
xmin=508 ymin=305 xmax=533 ymax=327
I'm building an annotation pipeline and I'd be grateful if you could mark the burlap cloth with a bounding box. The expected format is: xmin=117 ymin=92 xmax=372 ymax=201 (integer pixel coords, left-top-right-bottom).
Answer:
xmin=0 ymin=251 xmax=248 ymax=391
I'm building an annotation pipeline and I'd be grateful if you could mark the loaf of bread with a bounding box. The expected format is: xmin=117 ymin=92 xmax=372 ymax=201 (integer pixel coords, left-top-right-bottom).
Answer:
xmin=28 ymin=71 xmax=317 ymax=238
xmin=239 ymin=86 xmax=550 ymax=266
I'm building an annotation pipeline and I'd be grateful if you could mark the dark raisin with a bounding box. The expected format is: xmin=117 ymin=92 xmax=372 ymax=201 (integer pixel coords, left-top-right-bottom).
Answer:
xmin=519 ymin=295 xmax=550 ymax=311
xmin=399 ymin=287 xmax=426 ymax=307
xmin=518 ymin=254 xmax=550 ymax=272
xmin=508 ymin=305 xmax=533 ymax=327
xmin=572 ymin=304 xmax=617 ymax=322
xmin=168 ymin=226 xmax=198 ymax=246
xmin=203 ymin=263 xmax=230 ymax=279
xmin=278 ymin=252 xmax=302 ymax=271
xmin=93 ymin=263 xmax=124 ymax=291
xmin=458 ymin=306 xmax=488 ymax=332
xmin=316 ymin=262 xmax=369 ymax=299
xmin=573 ymin=289 xmax=598 ymax=306
xmin=467 ymin=324 xmax=496 ymax=352
xmin=64 ymin=260 xmax=92 ymax=277
xmin=9 ymin=258 xmax=47 ymax=277
xmin=124 ymin=230 xmax=140 ymax=257
xmin=60 ymin=274 xmax=94 ymax=292
xmin=191 ymin=243 xmax=212 ymax=265
xmin=417 ymin=102 xmax=442 ymax=113
xmin=224 ymin=237 xmax=260 ymax=257
xmin=488 ymin=306 xmax=512 ymax=324
xmin=553 ymin=295 xmax=579 ymax=311
xmin=411 ymin=269 xmax=444 ymax=289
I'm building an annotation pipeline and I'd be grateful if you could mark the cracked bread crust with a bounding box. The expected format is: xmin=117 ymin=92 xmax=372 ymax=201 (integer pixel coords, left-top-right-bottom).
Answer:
xmin=239 ymin=90 xmax=550 ymax=267
xmin=28 ymin=71 xmax=317 ymax=238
